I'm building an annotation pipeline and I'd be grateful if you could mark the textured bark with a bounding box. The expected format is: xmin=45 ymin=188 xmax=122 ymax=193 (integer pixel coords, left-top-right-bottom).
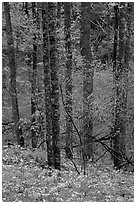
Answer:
xmin=112 ymin=3 xmax=131 ymax=168
xmin=42 ymin=2 xmax=54 ymax=167
xmin=48 ymin=2 xmax=61 ymax=170
xmin=64 ymin=3 xmax=73 ymax=154
xmin=4 ymin=2 xmax=20 ymax=144
xmin=80 ymin=3 xmax=93 ymax=159
xmin=31 ymin=2 xmax=38 ymax=148
xmin=57 ymin=2 xmax=62 ymax=25
xmin=36 ymin=3 xmax=42 ymax=107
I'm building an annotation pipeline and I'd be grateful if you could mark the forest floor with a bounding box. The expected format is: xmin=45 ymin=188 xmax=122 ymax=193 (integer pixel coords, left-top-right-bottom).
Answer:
xmin=2 ymin=145 xmax=134 ymax=202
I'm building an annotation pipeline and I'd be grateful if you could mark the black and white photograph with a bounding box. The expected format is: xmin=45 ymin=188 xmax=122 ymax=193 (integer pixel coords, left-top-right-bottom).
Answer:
xmin=2 ymin=1 xmax=134 ymax=202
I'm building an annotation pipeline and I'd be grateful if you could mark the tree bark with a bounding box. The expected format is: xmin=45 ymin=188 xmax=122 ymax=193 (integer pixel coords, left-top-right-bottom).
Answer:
xmin=80 ymin=3 xmax=94 ymax=160
xmin=112 ymin=3 xmax=131 ymax=169
xmin=4 ymin=2 xmax=20 ymax=144
xmin=48 ymin=2 xmax=61 ymax=170
xmin=42 ymin=2 xmax=54 ymax=167
xmin=57 ymin=2 xmax=62 ymax=27
xmin=64 ymin=2 xmax=73 ymax=156
xmin=31 ymin=2 xmax=38 ymax=148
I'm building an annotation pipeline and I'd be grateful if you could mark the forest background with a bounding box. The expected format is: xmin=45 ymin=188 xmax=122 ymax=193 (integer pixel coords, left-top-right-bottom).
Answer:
xmin=2 ymin=1 xmax=134 ymax=202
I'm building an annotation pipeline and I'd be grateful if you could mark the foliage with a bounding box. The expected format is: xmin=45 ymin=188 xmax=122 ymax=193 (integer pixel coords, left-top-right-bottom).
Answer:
xmin=2 ymin=146 xmax=134 ymax=202
xmin=2 ymin=2 xmax=134 ymax=202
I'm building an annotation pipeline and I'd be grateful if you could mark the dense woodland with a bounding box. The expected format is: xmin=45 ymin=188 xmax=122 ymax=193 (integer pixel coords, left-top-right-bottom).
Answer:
xmin=2 ymin=2 xmax=134 ymax=202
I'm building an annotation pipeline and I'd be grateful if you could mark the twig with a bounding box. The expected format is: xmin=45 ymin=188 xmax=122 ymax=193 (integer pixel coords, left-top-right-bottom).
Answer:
xmin=59 ymin=83 xmax=86 ymax=174
xmin=59 ymin=84 xmax=83 ymax=146
xmin=70 ymin=158 xmax=80 ymax=175
xmin=93 ymin=149 xmax=108 ymax=163
xmin=96 ymin=20 xmax=107 ymax=35
xmin=37 ymin=140 xmax=47 ymax=149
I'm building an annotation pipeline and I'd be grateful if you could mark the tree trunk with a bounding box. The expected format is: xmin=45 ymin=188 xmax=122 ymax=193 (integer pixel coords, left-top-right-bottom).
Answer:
xmin=31 ymin=2 xmax=37 ymax=148
xmin=112 ymin=3 xmax=131 ymax=169
xmin=80 ymin=3 xmax=94 ymax=160
xmin=4 ymin=2 xmax=20 ymax=144
xmin=48 ymin=2 xmax=61 ymax=170
xmin=64 ymin=2 xmax=73 ymax=156
xmin=57 ymin=2 xmax=62 ymax=27
xmin=42 ymin=2 xmax=54 ymax=167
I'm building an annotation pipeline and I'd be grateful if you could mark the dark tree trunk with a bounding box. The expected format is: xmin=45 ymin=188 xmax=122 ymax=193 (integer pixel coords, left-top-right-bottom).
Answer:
xmin=42 ymin=2 xmax=54 ymax=167
xmin=31 ymin=2 xmax=38 ymax=148
xmin=57 ymin=2 xmax=62 ymax=26
xmin=112 ymin=3 xmax=131 ymax=169
xmin=64 ymin=2 xmax=73 ymax=156
xmin=23 ymin=2 xmax=29 ymax=16
xmin=80 ymin=3 xmax=94 ymax=160
xmin=48 ymin=2 xmax=61 ymax=170
xmin=4 ymin=2 xmax=20 ymax=144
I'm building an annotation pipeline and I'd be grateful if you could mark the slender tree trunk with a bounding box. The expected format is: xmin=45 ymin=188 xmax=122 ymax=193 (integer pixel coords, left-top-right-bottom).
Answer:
xmin=42 ymin=2 xmax=54 ymax=167
xmin=48 ymin=2 xmax=61 ymax=170
xmin=57 ymin=2 xmax=62 ymax=27
xmin=31 ymin=2 xmax=37 ymax=148
xmin=64 ymin=2 xmax=73 ymax=156
xmin=112 ymin=3 xmax=130 ymax=169
xmin=36 ymin=4 xmax=42 ymax=108
xmin=38 ymin=111 xmax=45 ymax=150
xmin=4 ymin=2 xmax=20 ymax=144
xmin=80 ymin=3 xmax=94 ymax=160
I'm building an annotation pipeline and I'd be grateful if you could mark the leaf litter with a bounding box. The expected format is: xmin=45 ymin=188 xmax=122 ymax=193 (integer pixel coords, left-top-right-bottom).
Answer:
xmin=2 ymin=145 xmax=134 ymax=202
